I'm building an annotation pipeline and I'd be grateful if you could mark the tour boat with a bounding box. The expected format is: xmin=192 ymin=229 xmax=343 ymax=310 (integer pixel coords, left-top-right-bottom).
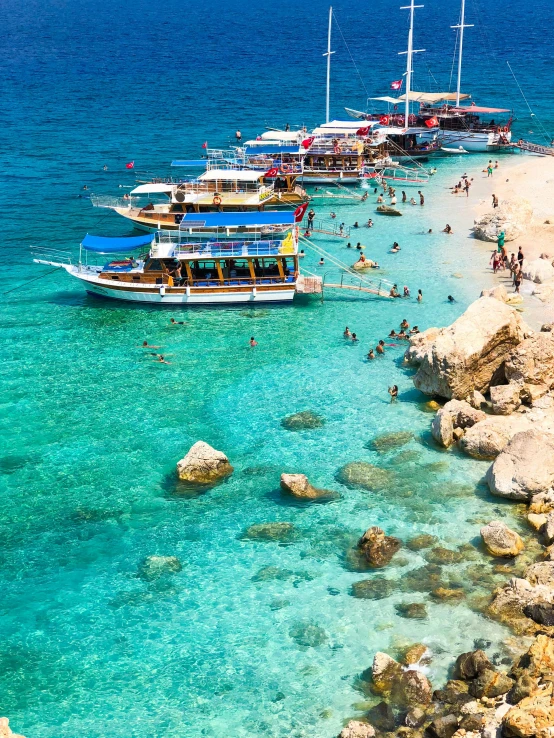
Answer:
xmin=33 ymin=211 xmax=307 ymax=305
xmin=91 ymin=169 xmax=308 ymax=233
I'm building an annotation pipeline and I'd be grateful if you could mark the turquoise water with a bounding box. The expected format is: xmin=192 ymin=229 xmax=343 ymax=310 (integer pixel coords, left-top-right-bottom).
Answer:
xmin=1 ymin=0 xmax=552 ymax=735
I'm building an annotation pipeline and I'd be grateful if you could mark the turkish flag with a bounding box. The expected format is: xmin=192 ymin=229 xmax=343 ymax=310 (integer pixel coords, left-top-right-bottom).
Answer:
xmin=264 ymin=167 xmax=279 ymax=177
xmin=201 ymin=142 xmax=208 ymax=149
xmin=126 ymin=161 xmax=134 ymax=169
xmin=357 ymin=126 xmax=370 ymax=136
xmin=379 ymin=115 xmax=390 ymax=126
xmin=301 ymin=136 xmax=315 ymax=150
xmin=390 ymin=80 xmax=403 ymax=90
xmin=294 ymin=202 xmax=309 ymax=222
xmin=425 ymin=117 xmax=439 ymax=128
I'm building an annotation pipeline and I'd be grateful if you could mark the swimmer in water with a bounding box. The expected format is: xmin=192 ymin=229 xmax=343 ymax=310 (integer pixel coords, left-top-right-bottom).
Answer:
xmin=448 ymin=295 xmax=455 ymax=303
xmin=367 ymin=349 xmax=375 ymax=360
xmin=388 ymin=384 xmax=398 ymax=402
xmin=140 ymin=340 xmax=161 ymax=348
xmin=344 ymin=327 xmax=352 ymax=338
xmin=170 ymin=318 xmax=186 ymax=325
xmin=403 ymin=286 xmax=410 ymax=297
xmin=155 ymin=355 xmax=171 ymax=364
xmin=376 ymin=342 xmax=385 ymax=355
xmin=410 ymin=326 xmax=420 ymax=334
xmin=351 ymin=332 xmax=359 ymax=342
xmin=417 ymin=289 xmax=423 ymax=302
xmin=318 ymin=258 xmax=325 ymax=266
xmin=389 ymin=330 xmax=397 ymax=338
xmin=443 ymin=224 xmax=453 ymax=234
xmin=366 ymin=219 xmax=373 ymax=228
xmin=249 ymin=337 xmax=258 ymax=347
xmin=400 ymin=319 xmax=409 ymax=330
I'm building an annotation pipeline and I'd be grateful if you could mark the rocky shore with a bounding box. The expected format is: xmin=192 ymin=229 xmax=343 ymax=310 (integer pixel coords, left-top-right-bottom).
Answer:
xmin=335 ymin=288 xmax=554 ymax=737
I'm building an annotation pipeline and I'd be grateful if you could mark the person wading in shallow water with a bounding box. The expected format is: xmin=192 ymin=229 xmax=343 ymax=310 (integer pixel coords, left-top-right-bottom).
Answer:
xmin=388 ymin=384 xmax=398 ymax=402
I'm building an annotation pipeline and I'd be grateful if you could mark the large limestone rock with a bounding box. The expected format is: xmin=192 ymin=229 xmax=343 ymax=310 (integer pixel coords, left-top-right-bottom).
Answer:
xmin=412 ymin=297 xmax=530 ymax=399
xmin=338 ymin=721 xmax=376 ymax=738
xmin=505 ymin=334 xmax=554 ymax=391
xmin=0 ymin=719 xmax=25 ymax=738
xmin=280 ymin=473 xmax=332 ymax=499
xmin=480 ymin=520 xmax=524 ymax=558
xmin=390 ymin=669 xmax=433 ymax=707
xmin=513 ymin=634 xmax=554 ymax=678
xmin=486 ymin=430 xmax=554 ymax=500
xmin=523 ymin=257 xmax=554 ymax=284
xmin=473 ymin=198 xmax=533 ymax=242
xmin=404 ymin=327 xmax=441 ymax=366
xmin=460 ymin=414 xmax=533 ymax=460
xmin=358 ymin=527 xmax=401 ymax=567
xmin=372 ymin=652 xmax=402 ymax=695
xmin=481 ymin=284 xmax=509 ymax=302
xmin=502 ymin=682 xmax=554 ymax=737
xmin=176 ymin=441 xmax=233 ymax=484
xmin=454 ymin=650 xmax=493 ymax=680
xmin=432 ymin=408 xmax=454 ymax=448
xmin=490 ymin=383 xmax=521 ymax=415
xmin=443 ymin=399 xmax=487 ymax=428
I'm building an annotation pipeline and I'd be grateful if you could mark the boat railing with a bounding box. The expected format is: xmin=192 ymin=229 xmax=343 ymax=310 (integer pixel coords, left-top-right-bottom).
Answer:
xmin=180 ymin=274 xmax=295 ymax=288
xmin=31 ymin=246 xmax=74 ymax=265
xmin=170 ymin=239 xmax=295 ymax=259
xmin=90 ymin=195 xmax=130 ymax=209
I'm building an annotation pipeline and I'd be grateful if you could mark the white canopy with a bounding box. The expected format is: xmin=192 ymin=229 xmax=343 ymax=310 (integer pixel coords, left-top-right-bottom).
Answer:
xmin=312 ymin=126 xmax=365 ymax=135
xmin=198 ymin=169 xmax=263 ymax=182
xmin=369 ymin=97 xmax=401 ymax=105
xmin=370 ymin=92 xmax=471 ymax=104
xmin=260 ymin=130 xmax=303 ymax=141
xmin=131 ymin=183 xmax=174 ymax=195
xmin=319 ymin=120 xmax=377 ymax=129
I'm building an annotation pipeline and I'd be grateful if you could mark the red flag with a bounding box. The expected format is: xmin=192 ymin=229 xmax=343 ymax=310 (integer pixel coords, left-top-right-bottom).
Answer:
xmin=301 ymin=136 xmax=315 ymax=150
xmin=390 ymin=79 xmax=403 ymax=91
xmin=294 ymin=202 xmax=309 ymax=222
xmin=201 ymin=141 xmax=208 ymax=149
xmin=356 ymin=126 xmax=370 ymax=136
xmin=425 ymin=117 xmax=439 ymax=128
xmin=126 ymin=161 xmax=134 ymax=169
xmin=264 ymin=167 xmax=279 ymax=177
xmin=379 ymin=115 xmax=390 ymax=126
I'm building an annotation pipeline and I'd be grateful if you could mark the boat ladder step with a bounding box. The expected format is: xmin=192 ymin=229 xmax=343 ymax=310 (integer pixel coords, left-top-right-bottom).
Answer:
xmin=514 ymin=141 xmax=554 ymax=156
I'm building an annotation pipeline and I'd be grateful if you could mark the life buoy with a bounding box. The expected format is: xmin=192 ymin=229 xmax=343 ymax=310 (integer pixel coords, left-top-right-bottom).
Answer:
xmin=281 ymin=164 xmax=291 ymax=174
xmin=502 ymin=126 xmax=508 ymax=133
xmin=213 ymin=195 xmax=222 ymax=206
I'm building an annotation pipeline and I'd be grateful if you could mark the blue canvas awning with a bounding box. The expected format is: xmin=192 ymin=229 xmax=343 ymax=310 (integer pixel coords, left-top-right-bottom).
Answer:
xmin=178 ymin=211 xmax=296 ymax=230
xmin=81 ymin=234 xmax=154 ymax=253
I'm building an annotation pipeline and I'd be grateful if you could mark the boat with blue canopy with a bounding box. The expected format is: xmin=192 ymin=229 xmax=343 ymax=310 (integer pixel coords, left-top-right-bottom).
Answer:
xmin=32 ymin=208 xmax=308 ymax=305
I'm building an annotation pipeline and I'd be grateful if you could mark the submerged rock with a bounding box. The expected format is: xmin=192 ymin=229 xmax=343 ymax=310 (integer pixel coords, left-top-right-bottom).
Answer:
xmin=289 ymin=621 xmax=328 ymax=648
xmin=399 ymin=643 xmax=428 ymax=665
xmin=251 ymin=566 xmax=294 ymax=582
xmin=480 ymin=520 xmax=525 ymax=558
xmin=366 ymin=701 xmax=395 ymax=732
xmin=350 ymin=578 xmax=396 ymax=600
xmin=486 ymin=429 xmax=554 ymax=501
xmin=411 ymin=297 xmax=530 ymax=400
xmin=336 ymin=462 xmax=394 ymax=491
xmin=430 ymin=587 xmax=465 ymax=601
xmin=424 ymin=547 xmax=464 ymax=565
xmin=281 ymin=410 xmax=325 ymax=430
xmin=369 ymin=431 xmax=414 ymax=452
xmin=402 ymin=564 xmax=443 ymax=593
xmin=358 ymin=527 xmax=401 ymax=567
xmin=406 ymin=534 xmax=439 ymax=551
xmin=176 ymin=441 xmax=233 ymax=485
xmin=395 ymin=602 xmax=427 ymax=619
xmin=280 ymin=473 xmax=335 ymax=499
xmin=242 ymin=522 xmax=296 ymax=542
xmin=138 ymin=555 xmax=182 ymax=581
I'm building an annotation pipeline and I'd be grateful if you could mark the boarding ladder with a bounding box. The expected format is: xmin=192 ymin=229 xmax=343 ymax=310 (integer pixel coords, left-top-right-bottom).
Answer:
xmin=302 ymin=217 xmax=351 ymax=238
xmin=513 ymin=141 xmax=554 ymax=156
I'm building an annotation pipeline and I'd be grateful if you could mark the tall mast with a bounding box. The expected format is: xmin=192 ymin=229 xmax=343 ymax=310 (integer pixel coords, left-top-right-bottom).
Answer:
xmin=451 ymin=0 xmax=473 ymax=107
xmin=399 ymin=0 xmax=425 ymax=128
xmin=323 ymin=7 xmax=335 ymax=123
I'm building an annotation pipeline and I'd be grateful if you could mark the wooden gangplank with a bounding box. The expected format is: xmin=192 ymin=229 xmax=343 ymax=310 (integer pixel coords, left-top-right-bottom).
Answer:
xmin=514 ymin=141 xmax=554 ymax=156
xmin=324 ymin=283 xmax=391 ymax=298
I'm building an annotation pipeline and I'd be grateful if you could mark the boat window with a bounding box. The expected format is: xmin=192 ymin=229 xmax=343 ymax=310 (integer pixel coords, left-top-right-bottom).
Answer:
xmin=144 ymin=259 xmax=164 ymax=271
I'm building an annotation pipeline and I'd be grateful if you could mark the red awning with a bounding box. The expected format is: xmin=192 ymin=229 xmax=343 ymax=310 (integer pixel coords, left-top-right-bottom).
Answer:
xmin=450 ymin=106 xmax=510 ymax=113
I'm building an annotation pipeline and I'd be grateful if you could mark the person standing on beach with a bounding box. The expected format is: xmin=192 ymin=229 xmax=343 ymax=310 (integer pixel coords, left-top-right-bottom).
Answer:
xmin=514 ymin=271 xmax=522 ymax=293
xmin=492 ymin=194 xmax=499 ymax=208
xmin=487 ymin=163 xmax=493 ymax=177
xmin=464 ymin=180 xmax=470 ymax=197
xmin=518 ymin=247 xmax=524 ymax=268
xmin=418 ymin=191 xmax=425 ymax=206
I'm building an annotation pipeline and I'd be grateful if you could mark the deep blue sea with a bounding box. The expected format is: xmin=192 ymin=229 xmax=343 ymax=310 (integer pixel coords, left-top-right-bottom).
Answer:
xmin=1 ymin=0 xmax=552 ymax=736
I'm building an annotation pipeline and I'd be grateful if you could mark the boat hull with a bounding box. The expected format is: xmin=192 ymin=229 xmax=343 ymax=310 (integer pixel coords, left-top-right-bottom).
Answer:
xmin=419 ymin=130 xmax=513 ymax=152
xmin=84 ymin=282 xmax=296 ymax=304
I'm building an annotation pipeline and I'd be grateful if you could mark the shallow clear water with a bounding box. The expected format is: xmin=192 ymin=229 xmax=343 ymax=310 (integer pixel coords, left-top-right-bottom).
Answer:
xmin=1 ymin=0 xmax=551 ymax=735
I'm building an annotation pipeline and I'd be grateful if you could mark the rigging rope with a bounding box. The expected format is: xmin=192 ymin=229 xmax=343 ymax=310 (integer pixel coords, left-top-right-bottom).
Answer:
xmin=332 ymin=12 xmax=370 ymax=101
xmin=506 ymin=61 xmax=553 ymax=145
xmin=4 ymin=266 xmax=62 ymax=295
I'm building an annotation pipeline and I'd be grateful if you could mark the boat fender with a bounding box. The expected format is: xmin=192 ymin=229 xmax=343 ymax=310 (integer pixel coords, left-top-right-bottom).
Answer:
xmin=159 ymin=285 xmax=166 ymax=296
xmin=186 ymin=285 xmax=191 ymax=297
xmin=213 ymin=194 xmax=222 ymax=206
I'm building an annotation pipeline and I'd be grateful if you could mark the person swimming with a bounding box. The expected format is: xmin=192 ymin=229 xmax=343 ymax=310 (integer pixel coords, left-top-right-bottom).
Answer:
xmin=353 ymin=221 xmax=359 ymax=228
xmin=155 ymin=355 xmax=171 ymax=364
xmin=376 ymin=341 xmax=385 ymax=354
xmin=391 ymin=243 xmax=400 ymax=253
xmin=410 ymin=326 xmax=420 ymax=334
xmin=344 ymin=327 xmax=352 ymax=338
xmin=367 ymin=349 xmax=375 ymax=360
xmin=389 ymin=330 xmax=397 ymax=338
xmin=140 ymin=340 xmax=161 ymax=348
xmin=366 ymin=219 xmax=373 ymax=227
xmin=170 ymin=318 xmax=185 ymax=325
xmin=443 ymin=224 xmax=453 ymax=234
xmin=318 ymin=258 xmax=325 ymax=266
xmin=400 ymin=319 xmax=409 ymax=330
xmin=249 ymin=337 xmax=258 ymax=347
xmin=351 ymin=332 xmax=359 ymax=342
xmin=448 ymin=295 xmax=455 ymax=302
xmin=403 ymin=286 xmax=410 ymax=297
xmin=417 ymin=289 xmax=423 ymax=302
xmin=388 ymin=384 xmax=398 ymax=402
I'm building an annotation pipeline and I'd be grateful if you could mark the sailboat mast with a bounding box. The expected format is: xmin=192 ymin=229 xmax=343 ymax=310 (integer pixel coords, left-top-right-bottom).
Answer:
xmin=400 ymin=0 xmax=424 ymax=129
xmin=452 ymin=0 xmax=473 ymax=107
xmin=324 ymin=7 xmax=335 ymax=123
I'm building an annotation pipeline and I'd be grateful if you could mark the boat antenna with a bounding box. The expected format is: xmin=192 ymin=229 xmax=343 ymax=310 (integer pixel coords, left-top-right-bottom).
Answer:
xmin=399 ymin=0 xmax=425 ymax=129
xmin=323 ymin=7 xmax=335 ymax=123
xmin=451 ymin=0 xmax=473 ymax=106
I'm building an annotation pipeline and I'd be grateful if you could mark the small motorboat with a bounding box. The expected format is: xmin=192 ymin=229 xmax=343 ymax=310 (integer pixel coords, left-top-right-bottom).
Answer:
xmin=440 ymin=146 xmax=469 ymax=155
